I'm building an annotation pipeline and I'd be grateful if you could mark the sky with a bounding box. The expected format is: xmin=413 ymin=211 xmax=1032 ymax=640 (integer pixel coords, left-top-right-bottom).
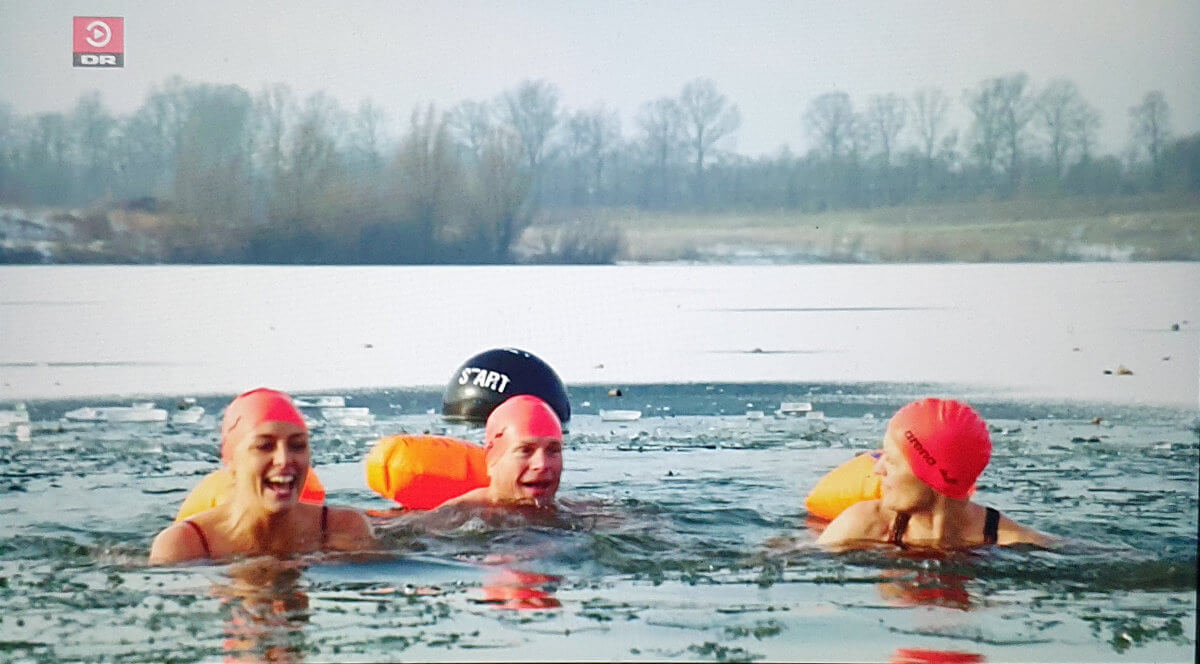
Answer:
xmin=1 ymin=0 xmax=1197 ymax=157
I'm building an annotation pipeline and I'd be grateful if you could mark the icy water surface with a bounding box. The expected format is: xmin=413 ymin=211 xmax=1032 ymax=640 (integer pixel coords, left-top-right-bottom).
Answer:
xmin=1 ymin=384 xmax=1195 ymax=663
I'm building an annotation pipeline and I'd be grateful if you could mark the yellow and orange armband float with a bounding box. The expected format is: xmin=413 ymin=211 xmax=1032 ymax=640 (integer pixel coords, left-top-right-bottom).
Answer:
xmin=364 ymin=434 xmax=489 ymax=510
xmin=804 ymin=451 xmax=883 ymax=521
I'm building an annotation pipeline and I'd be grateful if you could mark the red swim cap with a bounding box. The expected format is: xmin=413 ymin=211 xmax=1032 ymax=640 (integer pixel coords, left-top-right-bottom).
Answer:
xmin=220 ymin=388 xmax=307 ymax=464
xmin=885 ymin=398 xmax=990 ymax=501
xmin=484 ymin=395 xmax=563 ymax=464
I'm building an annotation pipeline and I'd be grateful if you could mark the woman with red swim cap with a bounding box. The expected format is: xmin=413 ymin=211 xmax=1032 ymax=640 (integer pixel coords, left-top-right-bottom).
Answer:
xmin=150 ymin=388 xmax=376 ymax=563
xmin=818 ymin=398 xmax=1050 ymax=549
xmin=438 ymin=394 xmax=564 ymax=509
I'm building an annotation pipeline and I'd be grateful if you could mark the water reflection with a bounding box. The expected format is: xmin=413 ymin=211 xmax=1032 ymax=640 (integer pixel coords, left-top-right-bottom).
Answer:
xmin=877 ymin=568 xmax=973 ymax=611
xmin=476 ymin=568 xmax=562 ymax=610
xmin=213 ymin=559 xmax=310 ymax=664
xmin=892 ymin=648 xmax=984 ymax=663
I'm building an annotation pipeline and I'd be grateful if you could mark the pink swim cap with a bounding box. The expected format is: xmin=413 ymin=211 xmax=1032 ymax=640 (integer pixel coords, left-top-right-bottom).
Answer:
xmin=885 ymin=398 xmax=990 ymax=501
xmin=220 ymin=388 xmax=307 ymax=464
xmin=484 ymin=395 xmax=563 ymax=463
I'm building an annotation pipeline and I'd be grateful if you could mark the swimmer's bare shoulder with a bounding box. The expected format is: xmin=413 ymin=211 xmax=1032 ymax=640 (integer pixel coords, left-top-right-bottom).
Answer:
xmin=325 ymin=505 xmax=378 ymax=551
xmin=149 ymin=513 xmax=214 ymax=564
xmin=816 ymin=499 xmax=889 ymax=548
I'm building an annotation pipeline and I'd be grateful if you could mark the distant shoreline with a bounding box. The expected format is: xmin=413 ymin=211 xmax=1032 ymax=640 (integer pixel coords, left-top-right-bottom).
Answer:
xmin=531 ymin=193 xmax=1200 ymax=264
xmin=4 ymin=194 xmax=1197 ymax=265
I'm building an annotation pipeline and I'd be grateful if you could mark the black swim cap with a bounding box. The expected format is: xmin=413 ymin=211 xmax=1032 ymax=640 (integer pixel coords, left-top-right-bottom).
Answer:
xmin=442 ymin=348 xmax=571 ymax=424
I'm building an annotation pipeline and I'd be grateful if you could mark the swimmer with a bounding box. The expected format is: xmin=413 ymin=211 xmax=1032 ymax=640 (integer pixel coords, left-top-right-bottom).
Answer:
xmin=150 ymin=388 xmax=376 ymax=564
xmin=817 ymin=398 xmax=1051 ymax=550
xmin=438 ymin=395 xmax=564 ymax=509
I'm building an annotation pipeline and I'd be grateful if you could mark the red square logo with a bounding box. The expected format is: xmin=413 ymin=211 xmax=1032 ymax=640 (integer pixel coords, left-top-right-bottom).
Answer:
xmin=73 ymin=17 xmax=124 ymax=67
xmin=73 ymin=17 xmax=123 ymax=53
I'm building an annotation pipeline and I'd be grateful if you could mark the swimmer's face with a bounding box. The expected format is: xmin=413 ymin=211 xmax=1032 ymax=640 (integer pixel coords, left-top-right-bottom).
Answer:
xmin=486 ymin=434 xmax=563 ymax=506
xmin=230 ymin=420 xmax=311 ymax=512
xmin=876 ymin=434 xmax=935 ymax=513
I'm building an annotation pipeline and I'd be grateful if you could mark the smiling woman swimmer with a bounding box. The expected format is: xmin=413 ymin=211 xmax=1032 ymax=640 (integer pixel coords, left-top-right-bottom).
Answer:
xmin=149 ymin=388 xmax=376 ymax=564
xmin=817 ymin=398 xmax=1052 ymax=551
xmin=437 ymin=395 xmax=564 ymax=510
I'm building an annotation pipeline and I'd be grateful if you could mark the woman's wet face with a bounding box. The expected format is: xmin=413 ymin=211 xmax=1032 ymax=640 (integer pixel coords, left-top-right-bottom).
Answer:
xmin=876 ymin=435 xmax=934 ymax=512
xmin=231 ymin=420 xmax=310 ymax=511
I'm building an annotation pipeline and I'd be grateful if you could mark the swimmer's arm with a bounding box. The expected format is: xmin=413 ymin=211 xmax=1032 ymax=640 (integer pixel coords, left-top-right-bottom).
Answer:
xmin=816 ymin=500 xmax=885 ymax=549
xmin=148 ymin=523 xmax=208 ymax=564
xmin=435 ymin=487 xmax=489 ymax=510
xmin=997 ymin=516 xmax=1056 ymax=548
xmin=327 ymin=506 xmax=379 ymax=551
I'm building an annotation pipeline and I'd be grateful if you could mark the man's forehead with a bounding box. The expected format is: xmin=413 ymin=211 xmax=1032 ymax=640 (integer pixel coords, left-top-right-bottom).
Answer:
xmin=513 ymin=433 xmax=562 ymax=444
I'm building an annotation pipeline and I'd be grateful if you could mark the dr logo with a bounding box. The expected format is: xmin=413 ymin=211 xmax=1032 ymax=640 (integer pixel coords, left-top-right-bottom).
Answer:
xmin=73 ymin=17 xmax=124 ymax=68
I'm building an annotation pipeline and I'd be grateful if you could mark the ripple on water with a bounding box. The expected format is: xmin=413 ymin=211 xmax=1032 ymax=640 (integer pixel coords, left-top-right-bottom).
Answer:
xmin=0 ymin=386 xmax=1196 ymax=661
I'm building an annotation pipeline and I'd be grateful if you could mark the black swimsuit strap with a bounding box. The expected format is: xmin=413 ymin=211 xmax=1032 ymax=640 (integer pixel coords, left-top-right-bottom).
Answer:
xmin=983 ymin=506 xmax=1001 ymax=545
xmin=182 ymin=519 xmax=212 ymax=559
xmin=890 ymin=512 xmax=910 ymax=548
xmin=891 ymin=507 xmax=1001 ymax=548
xmin=320 ymin=505 xmax=329 ymax=545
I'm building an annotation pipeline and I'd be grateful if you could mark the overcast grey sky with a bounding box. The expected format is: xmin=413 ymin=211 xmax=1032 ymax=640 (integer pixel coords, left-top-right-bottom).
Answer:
xmin=1 ymin=0 xmax=1197 ymax=157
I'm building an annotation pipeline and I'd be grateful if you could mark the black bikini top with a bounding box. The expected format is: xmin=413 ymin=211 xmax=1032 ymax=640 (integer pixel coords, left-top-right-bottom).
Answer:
xmin=889 ymin=506 xmax=1000 ymax=548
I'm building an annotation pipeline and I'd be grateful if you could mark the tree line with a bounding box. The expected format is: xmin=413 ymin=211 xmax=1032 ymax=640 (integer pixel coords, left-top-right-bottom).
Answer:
xmin=0 ymin=73 xmax=1195 ymax=263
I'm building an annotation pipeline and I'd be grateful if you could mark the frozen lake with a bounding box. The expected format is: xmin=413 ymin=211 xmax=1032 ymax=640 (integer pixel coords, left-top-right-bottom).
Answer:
xmin=2 ymin=263 xmax=1197 ymax=406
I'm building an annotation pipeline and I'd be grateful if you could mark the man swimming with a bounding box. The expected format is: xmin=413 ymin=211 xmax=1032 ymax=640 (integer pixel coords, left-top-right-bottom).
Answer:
xmin=150 ymin=388 xmax=376 ymax=563
xmin=437 ymin=394 xmax=564 ymax=509
xmin=818 ymin=398 xmax=1050 ymax=550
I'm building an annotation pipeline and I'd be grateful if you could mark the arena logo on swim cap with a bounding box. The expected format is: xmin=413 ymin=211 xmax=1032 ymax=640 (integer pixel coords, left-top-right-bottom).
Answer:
xmin=458 ymin=367 xmax=511 ymax=393
xmin=72 ymin=17 xmax=124 ymax=67
xmin=904 ymin=430 xmax=959 ymax=485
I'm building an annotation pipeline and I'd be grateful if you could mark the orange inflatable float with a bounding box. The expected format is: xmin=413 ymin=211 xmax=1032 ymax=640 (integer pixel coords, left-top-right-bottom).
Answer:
xmin=804 ymin=451 xmax=883 ymax=521
xmin=364 ymin=434 xmax=489 ymax=510
xmin=174 ymin=468 xmax=326 ymax=522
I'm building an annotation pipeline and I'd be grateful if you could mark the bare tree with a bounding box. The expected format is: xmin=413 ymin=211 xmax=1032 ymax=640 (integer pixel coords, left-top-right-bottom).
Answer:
xmin=677 ymin=78 xmax=741 ymax=200
xmin=804 ymin=92 xmax=854 ymax=161
xmin=994 ymin=73 xmax=1035 ymax=193
xmin=472 ymin=127 xmax=531 ymax=261
xmin=71 ymin=91 xmax=117 ymax=200
xmin=276 ymin=92 xmax=344 ymax=224
xmin=0 ymin=103 xmax=15 ymax=199
xmin=966 ymin=74 xmax=1033 ymax=193
xmin=172 ymin=84 xmax=254 ymax=227
xmin=1072 ymin=104 xmax=1101 ymax=163
xmin=447 ymin=99 xmax=496 ymax=162
xmin=395 ymin=105 xmax=460 ymax=261
xmin=24 ymin=112 xmax=72 ymax=203
xmin=563 ymin=105 xmax=620 ymax=204
xmin=348 ymin=99 xmax=387 ymax=173
xmin=127 ymin=76 xmax=191 ymax=196
xmin=501 ymin=80 xmax=560 ymax=174
xmin=250 ymin=84 xmax=295 ymax=181
xmin=911 ymin=88 xmax=948 ymax=168
xmin=1129 ymin=90 xmax=1171 ymax=188
xmin=1036 ymin=79 xmax=1099 ymax=180
xmin=965 ymin=81 xmax=1002 ymax=180
xmin=636 ymin=97 xmax=684 ymax=207
xmin=866 ymin=93 xmax=907 ymax=168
